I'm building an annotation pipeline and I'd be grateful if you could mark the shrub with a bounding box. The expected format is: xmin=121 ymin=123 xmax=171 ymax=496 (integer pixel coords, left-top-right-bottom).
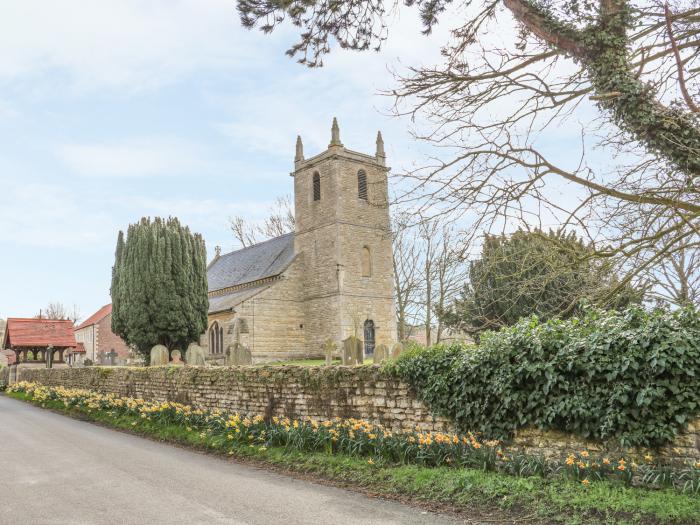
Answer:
xmin=386 ymin=305 xmax=700 ymax=447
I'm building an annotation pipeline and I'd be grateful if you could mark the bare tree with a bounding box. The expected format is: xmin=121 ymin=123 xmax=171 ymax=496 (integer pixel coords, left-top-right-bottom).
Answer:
xmin=648 ymin=245 xmax=700 ymax=307
xmin=392 ymin=213 xmax=424 ymax=341
xmin=237 ymin=0 xmax=700 ymax=296
xmin=229 ymin=195 xmax=295 ymax=248
xmin=36 ymin=302 xmax=81 ymax=324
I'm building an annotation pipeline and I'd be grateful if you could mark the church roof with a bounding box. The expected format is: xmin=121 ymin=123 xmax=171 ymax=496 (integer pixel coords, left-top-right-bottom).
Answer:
xmin=207 ymin=233 xmax=295 ymax=292
xmin=208 ymin=284 xmax=273 ymax=314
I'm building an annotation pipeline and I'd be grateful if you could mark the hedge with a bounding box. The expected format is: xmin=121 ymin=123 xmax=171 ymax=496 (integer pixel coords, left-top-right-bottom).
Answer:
xmin=386 ymin=306 xmax=700 ymax=448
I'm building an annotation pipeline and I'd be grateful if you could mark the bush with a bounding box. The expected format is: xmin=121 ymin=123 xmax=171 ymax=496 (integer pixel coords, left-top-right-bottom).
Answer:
xmin=386 ymin=305 xmax=700 ymax=448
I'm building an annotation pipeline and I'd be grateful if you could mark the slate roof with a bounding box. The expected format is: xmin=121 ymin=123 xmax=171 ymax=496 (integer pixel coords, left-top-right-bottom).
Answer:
xmin=207 ymin=233 xmax=295 ymax=292
xmin=3 ymin=318 xmax=77 ymax=349
xmin=208 ymin=284 xmax=273 ymax=314
xmin=76 ymin=304 xmax=112 ymax=330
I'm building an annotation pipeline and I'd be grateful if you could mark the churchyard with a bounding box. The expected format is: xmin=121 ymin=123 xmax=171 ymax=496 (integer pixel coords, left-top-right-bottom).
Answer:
xmin=3 ymin=1 xmax=700 ymax=524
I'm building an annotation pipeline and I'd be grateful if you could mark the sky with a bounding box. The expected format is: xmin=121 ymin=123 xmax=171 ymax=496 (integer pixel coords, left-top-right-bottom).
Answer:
xmin=0 ymin=0 xmax=462 ymax=319
xmin=0 ymin=1 xmax=589 ymax=320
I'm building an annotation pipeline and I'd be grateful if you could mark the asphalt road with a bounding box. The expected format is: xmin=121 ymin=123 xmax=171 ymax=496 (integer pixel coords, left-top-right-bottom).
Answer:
xmin=0 ymin=395 xmax=458 ymax=525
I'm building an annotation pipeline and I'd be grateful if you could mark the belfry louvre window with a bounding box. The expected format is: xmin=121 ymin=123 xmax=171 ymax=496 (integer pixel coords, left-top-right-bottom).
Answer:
xmin=313 ymin=172 xmax=321 ymax=201
xmin=358 ymin=170 xmax=368 ymax=200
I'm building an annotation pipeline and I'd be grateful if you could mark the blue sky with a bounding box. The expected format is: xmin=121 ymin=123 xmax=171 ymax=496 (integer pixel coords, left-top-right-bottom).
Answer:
xmin=0 ymin=1 xmax=597 ymax=321
xmin=0 ymin=0 xmax=460 ymax=319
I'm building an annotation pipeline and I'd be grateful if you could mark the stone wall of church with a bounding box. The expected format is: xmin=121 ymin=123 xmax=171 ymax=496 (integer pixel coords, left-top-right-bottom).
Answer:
xmin=205 ymin=259 xmax=309 ymax=363
xmin=247 ymin=257 xmax=307 ymax=361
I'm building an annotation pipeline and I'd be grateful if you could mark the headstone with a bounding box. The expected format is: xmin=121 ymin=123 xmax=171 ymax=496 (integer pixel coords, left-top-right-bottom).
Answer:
xmin=391 ymin=342 xmax=404 ymax=360
xmin=238 ymin=344 xmax=252 ymax=365
xmin=354 ymin=338 xmax=364 ymax=365
xmin=323 ymin=339 xmax=336 ymax=365
xmin=185 ymin=343 xmax=207 ymax=366
xmin=46 ymin=346 xmax=54 ymax=369
xmin=170 ymin=349 xmax=183 ymax=365
xmin=373 ymin=344 xmax=388 ymax=364
xmin=227 ymin=343 xmax=252 ymax=366
xmin=342 ymin=337 xmax=355 ymax=365
xmin=106 ymin=349 xmax=118 ymax=366
xmin=150 ymin=345 xmax=169 ymax=366
xmin=342 ymin=336 xmax=363 ymax=365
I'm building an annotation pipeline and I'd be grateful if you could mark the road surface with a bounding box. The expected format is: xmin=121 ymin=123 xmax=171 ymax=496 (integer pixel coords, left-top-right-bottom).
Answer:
xmin=0 ymin=395 xmax=458 ymax=524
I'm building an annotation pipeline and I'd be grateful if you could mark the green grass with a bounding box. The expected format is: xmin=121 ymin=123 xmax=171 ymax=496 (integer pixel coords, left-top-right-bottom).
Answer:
xmin=7 ymin=391 xmax=699 ymax=525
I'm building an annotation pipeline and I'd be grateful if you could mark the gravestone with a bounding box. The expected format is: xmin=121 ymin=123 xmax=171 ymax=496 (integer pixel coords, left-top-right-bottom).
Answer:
xmin=227 ymin=343 xmax=252 ymax=366
xmin=342 ymin=337 xmax=354 ymax=365
xmin=150 ymin=345 xmax=169 ymax=366
xmin=185 ymin=343 xmax=207 ymax=366
xmin=170 ymin=349 xmax=183 ymax=365
xmin=373 ymin=344 xmax=388 ymax=364
xmin=323 ymin=339 xmax=336 ymax=365
xmin=238 ymin=344 xmax=252 ymax=365
xmin=391 ymin=342 xmax=404 ymax=360
xmin=355 ymin=338 xmax=364 ymax=364
xmin=342 ymin=336 xmax=363 ymax=365
xmin=46 ymin=345 xmax=54 ymax=369
xmin=106 ymin=349 xmax=118 ymax=366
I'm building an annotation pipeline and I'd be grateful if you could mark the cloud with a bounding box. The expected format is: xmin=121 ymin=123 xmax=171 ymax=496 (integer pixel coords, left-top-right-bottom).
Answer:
xmin=0 ymin=0 xmax=271 ymax=92
xmin=0 ymin=181 xmax=113 ymax=249
xmin=55 ymin=138 xmax=206 ymax=178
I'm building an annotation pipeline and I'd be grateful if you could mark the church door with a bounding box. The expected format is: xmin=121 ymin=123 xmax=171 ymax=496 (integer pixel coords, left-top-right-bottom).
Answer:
xmin=363 ymin=320 xmax=375 ymax=356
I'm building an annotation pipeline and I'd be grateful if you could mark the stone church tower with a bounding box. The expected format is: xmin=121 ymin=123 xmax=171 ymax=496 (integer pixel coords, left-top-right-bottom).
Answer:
xmin=205 ymin=118 xmax=396 ymax=362
xmin=293 ymin=119 xmax=397 ymax=353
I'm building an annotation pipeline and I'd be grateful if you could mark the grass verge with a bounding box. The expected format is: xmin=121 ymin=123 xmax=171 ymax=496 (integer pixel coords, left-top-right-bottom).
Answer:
xmin=6 ymin=391 xmax=699 ymax=525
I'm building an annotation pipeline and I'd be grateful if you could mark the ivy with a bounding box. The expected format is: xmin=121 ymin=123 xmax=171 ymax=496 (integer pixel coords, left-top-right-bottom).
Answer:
xmin=386 ymin=305 xmax=700 ymax=448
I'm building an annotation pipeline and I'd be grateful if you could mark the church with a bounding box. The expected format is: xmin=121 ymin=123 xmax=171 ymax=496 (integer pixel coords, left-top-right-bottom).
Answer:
xmin=204 ymin=119 xmax=397 ymax=362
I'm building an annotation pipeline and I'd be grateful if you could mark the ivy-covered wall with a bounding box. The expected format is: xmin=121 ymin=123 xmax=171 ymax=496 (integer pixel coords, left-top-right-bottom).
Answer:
xmin=17 ymin=365 xmax=700 ymax=462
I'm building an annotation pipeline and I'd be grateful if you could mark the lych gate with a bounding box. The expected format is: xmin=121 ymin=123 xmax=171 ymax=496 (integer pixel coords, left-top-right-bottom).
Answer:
xmin=1 ymin=318 xmax=77 ymax=383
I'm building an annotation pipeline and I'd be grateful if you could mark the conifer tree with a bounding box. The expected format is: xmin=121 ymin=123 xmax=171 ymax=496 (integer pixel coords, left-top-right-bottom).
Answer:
xmin=438 ymin=229 xmax=644 ymax=339
xmin=111 ymin=217 xmax=208 ymax=361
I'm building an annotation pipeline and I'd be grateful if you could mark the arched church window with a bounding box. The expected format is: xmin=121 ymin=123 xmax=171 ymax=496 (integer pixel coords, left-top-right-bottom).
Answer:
xmin=358 ymin=170 xmax=368 ymax=201
xmin=361 ymin=246 xmax=372 ymax=277
xmin=209 ymin=322 xmax=223 ymax=354
xmin=313 ymin=172 xmax=321 ymax=201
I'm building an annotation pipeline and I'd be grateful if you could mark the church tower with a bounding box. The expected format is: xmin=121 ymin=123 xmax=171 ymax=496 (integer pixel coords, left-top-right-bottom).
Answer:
xmin=292 ymin=119 xmax=397 ymax=355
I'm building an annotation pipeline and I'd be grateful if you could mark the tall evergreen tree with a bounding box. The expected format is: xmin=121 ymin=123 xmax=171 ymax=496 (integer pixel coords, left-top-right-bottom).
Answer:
xmin=111 ymin=217 xmax=208 ymax=361
xmin=439 ymin=229 xmax=643 ymax=339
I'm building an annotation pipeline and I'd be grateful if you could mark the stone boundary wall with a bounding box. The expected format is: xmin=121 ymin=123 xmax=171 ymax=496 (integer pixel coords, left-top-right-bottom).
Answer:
xmin=18 ymin=366 xmax=453 ymax=433
xmin=16 ymin=366 xmax=700 ymax=463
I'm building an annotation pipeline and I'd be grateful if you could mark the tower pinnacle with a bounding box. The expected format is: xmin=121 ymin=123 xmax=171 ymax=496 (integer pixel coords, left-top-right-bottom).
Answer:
xmin=329 ymin=117 xmax=343 ymax=147
xmin=295 ymin=135 xmax=304 ymax=162
xmin=376 ymin=131 xmax=385 ymax=162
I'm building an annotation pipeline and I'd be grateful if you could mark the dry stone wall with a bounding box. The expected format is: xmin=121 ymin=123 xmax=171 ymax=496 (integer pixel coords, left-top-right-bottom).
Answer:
xmin=16 ymin=366 xmax=700 ymax=462
xmin=18 ymin=366 xmax=452 ymax=432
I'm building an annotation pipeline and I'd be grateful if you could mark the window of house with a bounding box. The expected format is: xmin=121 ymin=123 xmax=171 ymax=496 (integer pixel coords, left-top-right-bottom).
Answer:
xmin=358 ymin=170 xmax=368 ymax=201
xmin=361 ymin=246 xmax=372 ymax=277
xmin=313 ymin=172 xmax=321 ymax=201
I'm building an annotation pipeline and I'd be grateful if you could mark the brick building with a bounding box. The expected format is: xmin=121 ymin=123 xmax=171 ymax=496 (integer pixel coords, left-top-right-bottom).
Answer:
xmin=74 ymin=304 xmax=131 ymax=365
xmin=205 ymin=119 xmax=397 ymax=362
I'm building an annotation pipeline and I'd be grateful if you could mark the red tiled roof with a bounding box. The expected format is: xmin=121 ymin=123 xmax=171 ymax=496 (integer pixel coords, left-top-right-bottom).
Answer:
xmin=4 ymin=318 xmax=77 ymax=348
xmin=66 ymin=342 xmax=86 ymax=354
xmin=76 ymin=304 xmax=112 ymax=330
